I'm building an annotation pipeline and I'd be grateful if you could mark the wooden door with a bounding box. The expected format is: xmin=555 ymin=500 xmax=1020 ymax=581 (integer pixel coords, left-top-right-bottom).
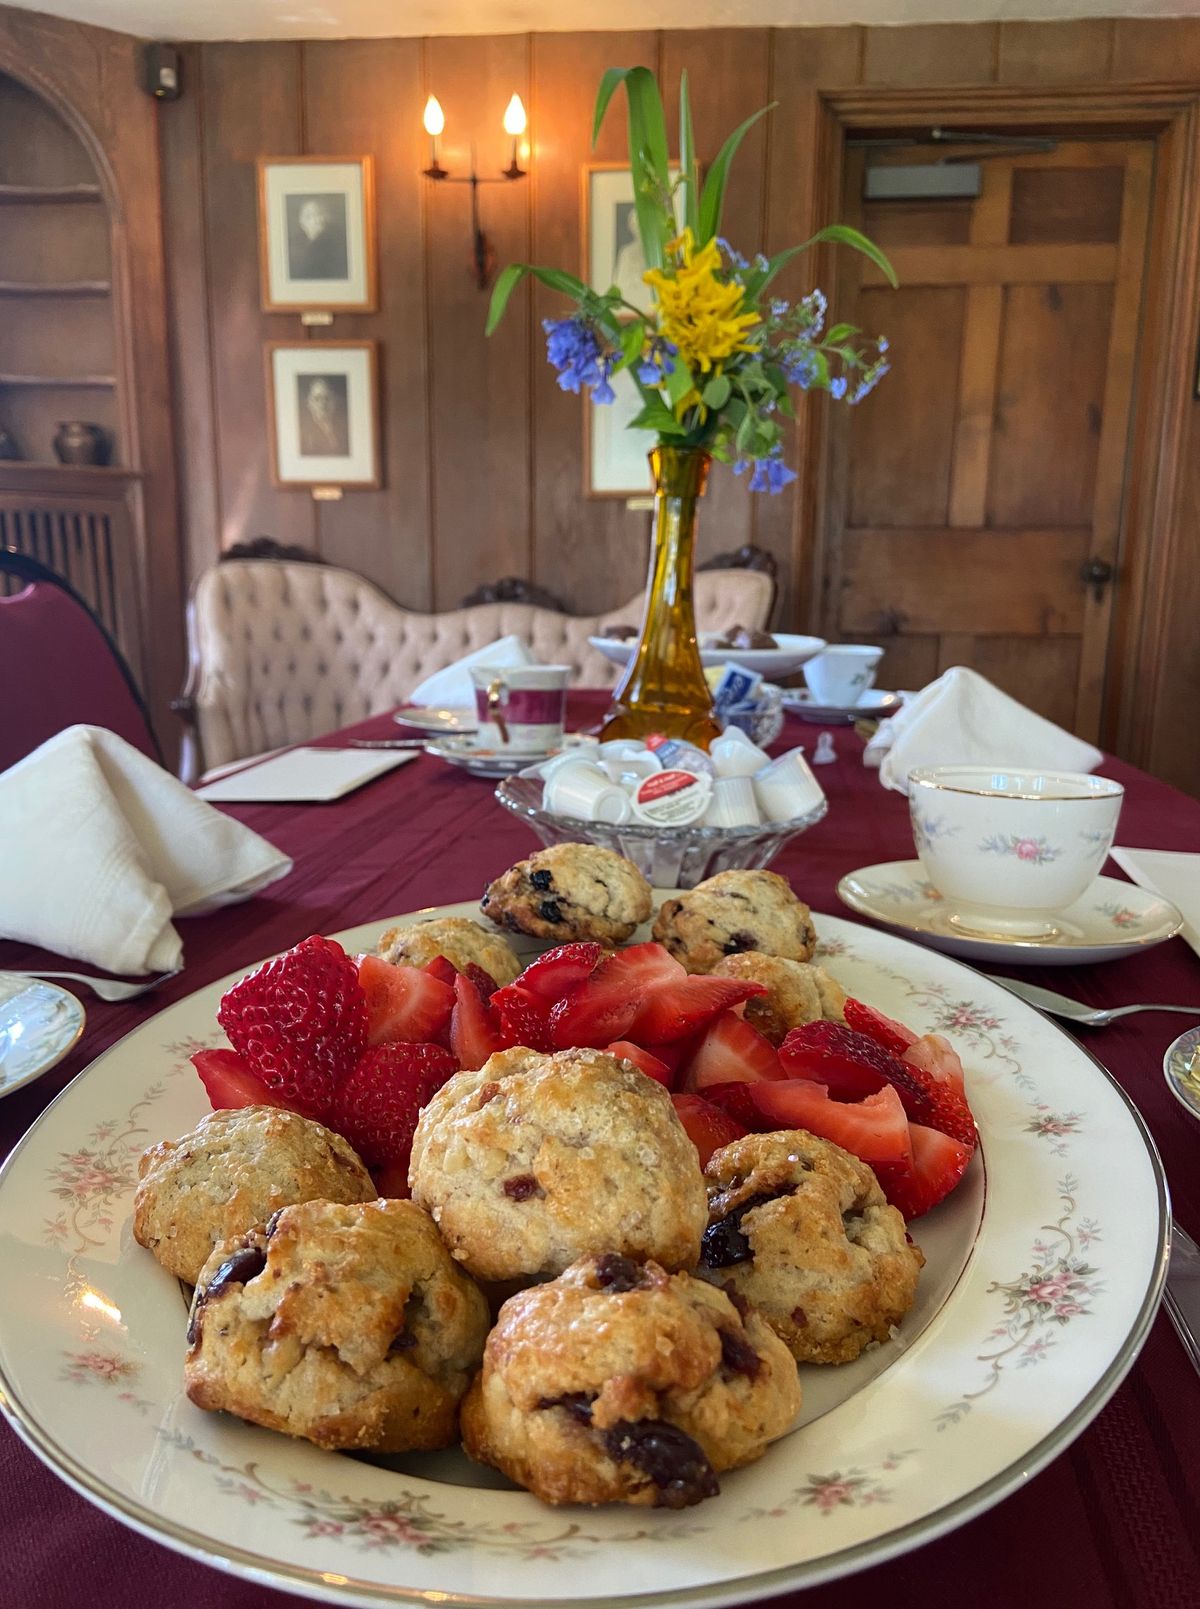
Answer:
xmin=822 ymin=139 xmax=1152 ymax=737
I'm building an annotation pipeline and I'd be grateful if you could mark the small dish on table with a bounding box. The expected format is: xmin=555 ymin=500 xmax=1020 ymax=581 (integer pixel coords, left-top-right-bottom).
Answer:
xmin=429 ymin=733 xmax=594 ymax=780
xmin=589 ymin=632 xmax=826 ymax=682
xmin=1164 ymin=1026 xmax=1200 ymax=1122
xmin=0 ymin=972 xmax=85 ymax=1098
xmin=782 ymin=688 xmax=902 ymax=726
xmin=393 ymin=705 xmax=476 ymax=735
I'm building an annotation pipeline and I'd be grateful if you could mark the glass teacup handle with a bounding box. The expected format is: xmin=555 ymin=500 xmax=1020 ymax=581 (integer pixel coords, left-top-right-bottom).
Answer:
xmin=486 ymin=677 xmax=509 ymax=745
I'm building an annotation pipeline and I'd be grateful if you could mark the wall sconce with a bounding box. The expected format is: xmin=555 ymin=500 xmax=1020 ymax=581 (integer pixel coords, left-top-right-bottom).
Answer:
xmin=422 ymin=92 xmax=528 ymax=290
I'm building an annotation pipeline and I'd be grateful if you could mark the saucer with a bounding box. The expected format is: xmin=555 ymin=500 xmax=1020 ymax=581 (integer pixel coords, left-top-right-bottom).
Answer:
xmin=1164 ymin=1027 xmax=1200 ymax=1123
xmin=426 ymin=732 xmax=593 ymax=779
xmin=837 ymin=859 xmax=1184 ymax=966
xmin=393 ymin=705 xmax=476 ymax=735
xmin=783 ymin=688 xmax=902 ymax=725
xmin=0 ymin=974 xmax=85 ymax=1099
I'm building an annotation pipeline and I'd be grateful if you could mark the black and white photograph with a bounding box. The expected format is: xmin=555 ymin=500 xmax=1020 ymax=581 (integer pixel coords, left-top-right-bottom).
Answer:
xmin=258 ymin=157 xmax=376 ymax=312
xmin=585 ymin=164 xmax=682 ymax=316
xmin=266 ymin=342 xmax=379 ymax=488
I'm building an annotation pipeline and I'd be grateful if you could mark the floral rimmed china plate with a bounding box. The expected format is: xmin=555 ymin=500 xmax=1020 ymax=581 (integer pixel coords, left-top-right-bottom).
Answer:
xmin=838 ymin=860 xmax=1184 ymax=967
xmin=426 ymin=733 xmax=596 ymax=780
xmin=1164 ymin=1027 xmax=1200 ymax=1124
xmin=0 ymin=902 xmax=1166 ymax=1608
xmin=0 ymin=973 xmax=85 ymax=1099
xmin=782 ymin=689 xmax=903 ymax=726
xmin=392 ymin=706 xmax=476 ymax=735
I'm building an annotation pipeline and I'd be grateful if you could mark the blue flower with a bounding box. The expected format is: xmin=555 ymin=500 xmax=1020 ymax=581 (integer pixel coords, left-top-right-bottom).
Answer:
xmin=542 ymin=316 xmax=616 ymax=403
xmin=716 ymin=238 xmax=749 ymax=271
xmin=736 ymin=445 xmax=797 ymax=495
xmin=798 ymin=289 xmax=827 ymax=336
xmin=781 ymin=346 xmax=820 ymax=389
xmin=848 ymin=361 xmax=890 ymax=405
xmin=829 ymin=375 xmax=848 ymax=401
xmin=635 ymin=337 xmax=677 ymax=386
xmin=769 ymin=298 xmax=790 ymax=319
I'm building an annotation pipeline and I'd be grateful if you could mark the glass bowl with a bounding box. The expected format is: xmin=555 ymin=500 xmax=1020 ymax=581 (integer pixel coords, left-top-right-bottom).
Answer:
xmin=718 ymin=681 xmax=785 ymax=747
xmin=494 ymin=772 xmax=827 ymax=888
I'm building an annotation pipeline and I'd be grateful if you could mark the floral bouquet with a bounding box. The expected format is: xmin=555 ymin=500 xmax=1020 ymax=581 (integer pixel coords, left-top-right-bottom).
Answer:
xmin=486 ymin=66 xmax=896 ymax=492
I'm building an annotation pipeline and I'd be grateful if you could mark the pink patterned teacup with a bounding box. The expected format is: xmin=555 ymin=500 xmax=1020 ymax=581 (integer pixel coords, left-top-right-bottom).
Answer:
xmin=469 ymin=664 xmax=570 ymax=753
xmin=908 ymin=766 xmax=1124 ymax=939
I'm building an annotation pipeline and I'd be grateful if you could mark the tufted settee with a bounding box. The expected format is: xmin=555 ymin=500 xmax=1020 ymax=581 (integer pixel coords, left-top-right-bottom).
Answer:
xmin=176 ymin=558 xmax=774 ymax=779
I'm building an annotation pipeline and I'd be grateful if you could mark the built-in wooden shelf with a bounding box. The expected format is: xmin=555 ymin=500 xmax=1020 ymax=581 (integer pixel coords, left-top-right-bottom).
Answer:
xmin=0 ymin=462 xmax=137 ymax=487
xmin=0 ymin=280 xmax=110 ymax=297
xmin=0 ymin=372 xmax=116 ymax=388
xmin=0 ymin=182 xmax=102 ymax=204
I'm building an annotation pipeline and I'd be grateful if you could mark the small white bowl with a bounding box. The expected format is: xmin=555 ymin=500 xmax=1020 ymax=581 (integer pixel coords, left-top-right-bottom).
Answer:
xmin=908 ymin=766 xmax=1124 ymax=939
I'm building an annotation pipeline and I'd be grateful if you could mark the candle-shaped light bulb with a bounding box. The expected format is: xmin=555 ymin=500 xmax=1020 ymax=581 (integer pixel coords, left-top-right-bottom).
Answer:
xmin=423 ymin=95 xmax=445 ymax=137
xmin=502 ymin=93 xmax=527 ymax=137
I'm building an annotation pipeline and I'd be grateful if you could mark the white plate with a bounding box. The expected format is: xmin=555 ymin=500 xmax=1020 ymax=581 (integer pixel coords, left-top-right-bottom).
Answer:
xmin=589 ymin=633 xmax=827 ymax=681
xmin=0 ymin=901 xmax=1166 ymax=1606
xmin=392 ymin=706 xmax=477 ymax=735
xmin=838 ymin=859 xmax=1184 ymax=966
xmin=0 ymin=974 xmax=85 ymax=1098
xmin=426 ymin=733 xmax=595 ymax=779
xmin=782 ymin=689 xmax=903 ymax=725
xmin=1164 ymin=1026 xmax=1200 ymax=1123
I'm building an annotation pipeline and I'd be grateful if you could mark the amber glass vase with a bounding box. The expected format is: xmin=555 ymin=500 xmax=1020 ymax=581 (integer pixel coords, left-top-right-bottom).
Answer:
xmin=600 ymin=445 xmax=722 ymax=748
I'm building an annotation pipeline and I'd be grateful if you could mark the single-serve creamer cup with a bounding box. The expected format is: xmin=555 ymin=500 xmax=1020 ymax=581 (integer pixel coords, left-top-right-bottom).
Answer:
xmin=753 ymin=750 xmax=827 ymax=823
xmin=542 ymin=761 xmax=632 ymax=824
xmin=702 ymin=776 xmax=761 ymax=828
xmin=630 ymin=768 xmax=712 ymax=826
xmin=711 ymin=730 xmax=772 ymax=779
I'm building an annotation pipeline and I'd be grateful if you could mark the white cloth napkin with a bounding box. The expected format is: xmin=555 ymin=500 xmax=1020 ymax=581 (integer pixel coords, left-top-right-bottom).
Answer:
xmin=408 ymin=634 xmax=536 ymax=711
xmin=0 ymin=725 xmax=292 ymax=975
xmin=1109 ymin=847 xmax=1200 ymax=958
xmin=865 ymin=666 xmax=1103 ymax=793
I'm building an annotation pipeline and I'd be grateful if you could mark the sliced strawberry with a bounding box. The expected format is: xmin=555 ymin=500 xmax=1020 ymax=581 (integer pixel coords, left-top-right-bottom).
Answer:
xmin=904 ymin=1033 xmax=967 ymax=1099
xmin=700 ymin=1079 xmax=763 ymax=1131
xmin=192 ymin=1048 xmax=284 ymax=1112
xmin=357 ymin=955 xmax=455 ymax=1048
xmin=463 ymin=962 xmax=499 ymax=1001
xmin=681 ymin=1011 xmax=784 ymax=1092
xmin=744 ymin=1079 xmax=913 ymax=1166
xmin=370 ymin=1159 xmax=410 ymax=1199
xmin=331 ymin=1040 xmax=457 ymax=1179
xmin=217 ymin=934 xmax=366 ymax=1121
xmin=631 ymin=975 xmax=767 ymax=1046
xmin=844 ymin=998 xmax=918 ymax=1056
xmin=875 ymin=1122 xmax=973 ymax=1219
xmin=449 ymin=971 xmax=506 ymax=1070
xmin=671 ymin=1093 xmax=748 ymax=1168
xmin=492 ymin=984 xmax=554 ymax=1052
xmin=651 ymin=1036 xmax=694 ymax=1078
xmin=515 ymin=942 xmax=604 ymax=1004
xmin=549 ymin=942 xmax=684 ymax=1048
xmin=606 ymin=1040 xmax=673 ymax=1088
xmin=421 ymin=955 xmax=458 ymax=987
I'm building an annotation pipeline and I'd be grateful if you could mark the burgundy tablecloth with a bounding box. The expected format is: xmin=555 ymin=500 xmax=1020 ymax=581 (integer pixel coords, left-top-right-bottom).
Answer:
xmin=3 ymin=693 xmax=1200 ymax=1609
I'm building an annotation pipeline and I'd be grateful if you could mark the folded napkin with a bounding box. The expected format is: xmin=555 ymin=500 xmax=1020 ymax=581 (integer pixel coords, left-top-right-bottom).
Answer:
xmin=408 ymin=634 xmax=536 ymax=711
xmin=0 ymin=725 xmax=292 ymax=975
xmin=866 ymin=666 xmax=1103 ymax=793
xmin=1110 ymin=847 xmax=1200 ymax=958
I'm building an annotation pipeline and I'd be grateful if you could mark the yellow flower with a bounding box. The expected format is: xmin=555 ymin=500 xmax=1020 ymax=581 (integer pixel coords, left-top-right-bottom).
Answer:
xmin=643 ymin=229 xmax=760 ymax=380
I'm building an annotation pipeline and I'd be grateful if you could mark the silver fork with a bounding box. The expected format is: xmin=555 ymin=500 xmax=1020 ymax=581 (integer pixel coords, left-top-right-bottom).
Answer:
xmin=986 ymin=975 xmax=1200 ymax=1028
xmin=3 ymin=968 xmax=181 ymax=1003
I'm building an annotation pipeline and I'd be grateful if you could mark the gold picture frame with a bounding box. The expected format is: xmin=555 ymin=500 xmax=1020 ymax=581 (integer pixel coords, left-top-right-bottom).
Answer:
xmin=257 ymin=156 xmax=377 ymax=314
xmin=264 ymin=340 xmax=381 ymax=490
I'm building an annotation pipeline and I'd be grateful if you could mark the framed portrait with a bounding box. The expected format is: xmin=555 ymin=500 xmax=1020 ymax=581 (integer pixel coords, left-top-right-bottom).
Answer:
xmin=257 ymin=157 xmax=377 ymax=313
xmin=265 ymin=341 xmax=380 ymax=489
xmin=586 ymin=366 xmax=656 ymax=498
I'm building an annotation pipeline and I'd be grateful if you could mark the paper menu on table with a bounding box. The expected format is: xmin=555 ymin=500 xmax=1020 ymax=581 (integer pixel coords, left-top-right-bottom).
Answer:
xmin=196 ymin=746 xmax=416 ymax=804
xmin=1109 ymin=846 xmax=1200 ymax=957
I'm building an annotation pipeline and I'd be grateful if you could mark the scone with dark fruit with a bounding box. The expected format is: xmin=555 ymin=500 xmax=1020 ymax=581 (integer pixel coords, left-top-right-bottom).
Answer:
xmin=461 ymin=1253 xmax=800 ymax=1507
xmin=711 ymin=952 xmax=845 ymax=1044
xmin=652 ymin=869 xmax=817 ymax=974
xmin=376 ymin=915 xmax=521 ymax=987
xmin=481 ymin=843 xmax=652 ymax=945
xmin=408 ymin=1046 xmax=706 ymax=1282
xmin=134 ymin=1105 xmax=376 ymax=1284
xmin=185 ymin=1197 xmax=489 ymax=1451
xmin=698 ymin=1130 xmax=923 ymax=1364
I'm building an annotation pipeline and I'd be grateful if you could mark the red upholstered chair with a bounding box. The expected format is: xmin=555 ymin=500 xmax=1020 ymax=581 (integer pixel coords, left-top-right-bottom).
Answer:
xmin=0 ymin=549 xmax=160 ymax=774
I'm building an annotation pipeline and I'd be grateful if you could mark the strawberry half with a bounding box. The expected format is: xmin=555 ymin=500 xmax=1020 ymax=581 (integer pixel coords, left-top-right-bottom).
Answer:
xmin=680 ymin=1011 xmax=784 ymax=1092
xmin=744 ymin=1079 xmax=913 ymax=1166
xmin=449 ymin=971 xmax=506 ymax=1070
xmin=515 ymin=942 xmax=604 ymax=1004
xmin=630 ymin=975 xmax=767 ymax=1046
xmin=844 ymin=998 xmax=918 ymax=1057
xmin=217 ymin=935 xmax=366 ymax=1121
xmin=903 ymin=1033 xmax=968 ymax=1100
xmin=463 ymin=963 xmax=499 ymax=1002
xmin=192 ymin=1047 xmax=283 ymax=1112
xmin=549 ymin=942 xmax=684 ymax=1048
xmin=607 ymin=1040 xmax=673 ymax=1088
xmin=331 ymin=1040 xmax=458 ymax=1185
xmin=421 ymin=956 xmax=458 ymax=987
xmin=491 ymin=984 xmax=554 ymax=1052
xmin=357 ymin=955 xmax=455 ymax=1047
xmin=671 ymin=1093 xmax=748 ymax=1168
xmin=874 ymin=1122 xmax=973 ymax=1219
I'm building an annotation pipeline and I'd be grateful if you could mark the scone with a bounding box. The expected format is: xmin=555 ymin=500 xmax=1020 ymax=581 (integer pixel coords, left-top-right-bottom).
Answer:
xmin=652 ymin=869 xmax=817 ymax=974
xmin=481 ymin=843 xmax=652 ymax=945
xmin=376 ymin=915 xmax=521 ymax=987
xmin=461 ymin=1253 xmax=801 ymax=1507
xmin=698 ymin=1131 xmax=923 ymax=1364
xmin=185 ymin=1197 xmax=489 ymax=1451
xmin=408 ymin=1046 xmax=706 ymax=1281
xmin=134 ymin=1105 xmax=376 ymax=1284
xmin=711 ymin=952 xmax=845 ymax=1044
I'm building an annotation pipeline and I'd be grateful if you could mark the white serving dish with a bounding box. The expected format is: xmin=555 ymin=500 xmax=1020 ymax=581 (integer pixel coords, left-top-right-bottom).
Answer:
xmin=589 ymin=633 xmax=826 ymax=681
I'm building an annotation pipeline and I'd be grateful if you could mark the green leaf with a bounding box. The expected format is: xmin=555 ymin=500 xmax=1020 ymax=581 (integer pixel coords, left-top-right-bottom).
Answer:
xmin=485 ymin=263 xmax=590 ymax=336
xmin=629 ymin=399 xmax=686 ymax=435
xmin=623 ymin=66 xmax=673 ymax=270
xmin=826 ymin=322 xmax=858 ymax=343
xmin=697 ymin=102 xmax=774 ymax=243
xmin=702 ymin=374 xmax=732 ymax=409
xmin=679 ymin=70 xmax=700 ymax=237
xmin=620 ymin=321 xmax=645 ymax=364
xmin=811 ymin=224 xmax=898 ymax=287
xmin=592 ymin=68 xmax=630 ymax=145
xmin=665 ymin=356 xmax=695 ymax=410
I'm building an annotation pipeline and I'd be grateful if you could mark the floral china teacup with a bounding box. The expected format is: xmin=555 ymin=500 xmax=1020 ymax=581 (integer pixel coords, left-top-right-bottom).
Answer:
xmin=908 ymin=766 xmax=1124 ymax=938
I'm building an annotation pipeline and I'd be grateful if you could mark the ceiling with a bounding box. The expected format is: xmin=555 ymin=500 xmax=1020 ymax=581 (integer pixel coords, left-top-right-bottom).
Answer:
xmin=5 ymin=0 xmax=1194 ymax=42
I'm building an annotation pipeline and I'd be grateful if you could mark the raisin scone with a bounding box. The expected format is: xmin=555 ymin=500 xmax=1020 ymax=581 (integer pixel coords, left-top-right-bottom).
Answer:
xmin=461 ymin=1253 xmax=801 ymax=1507
xmin=698 ymin=1131 xmax=924 ymax=1365
xmin=711 ymin=952 xmax=845 ymax=1044
xmin=375 ymin=915 xmax=521 ymax=987
xmin=185 ymin=1198 xmax=489 ymax=1451
xmin=652 ymin=869 xmax=817 ymax=974
xmin=481 ymin=843 xmax=652 ymax=945
xmin=133 ymin=1105 xmax=376 ymax=1285
xmin=408 ymin=1046 xmax=706 ymax=1282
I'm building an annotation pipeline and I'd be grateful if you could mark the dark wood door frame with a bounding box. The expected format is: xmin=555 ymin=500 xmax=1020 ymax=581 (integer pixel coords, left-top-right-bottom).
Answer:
xmin=794 ymin=84 xmax=1200 ymax=763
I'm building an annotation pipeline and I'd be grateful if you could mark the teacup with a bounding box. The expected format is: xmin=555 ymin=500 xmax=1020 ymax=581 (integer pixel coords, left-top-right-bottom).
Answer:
xmin=908 ymin=766 xmax=1124 ymax=938
xmin=803 ymin=645 xmax=882 ymax=707
xmin=469 ymin=664 xmax=570 ymax=752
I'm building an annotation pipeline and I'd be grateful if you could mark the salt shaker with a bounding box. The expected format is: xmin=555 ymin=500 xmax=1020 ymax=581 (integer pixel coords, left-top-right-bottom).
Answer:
xmin=813 ymin=732 xmax=836 ymax=765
